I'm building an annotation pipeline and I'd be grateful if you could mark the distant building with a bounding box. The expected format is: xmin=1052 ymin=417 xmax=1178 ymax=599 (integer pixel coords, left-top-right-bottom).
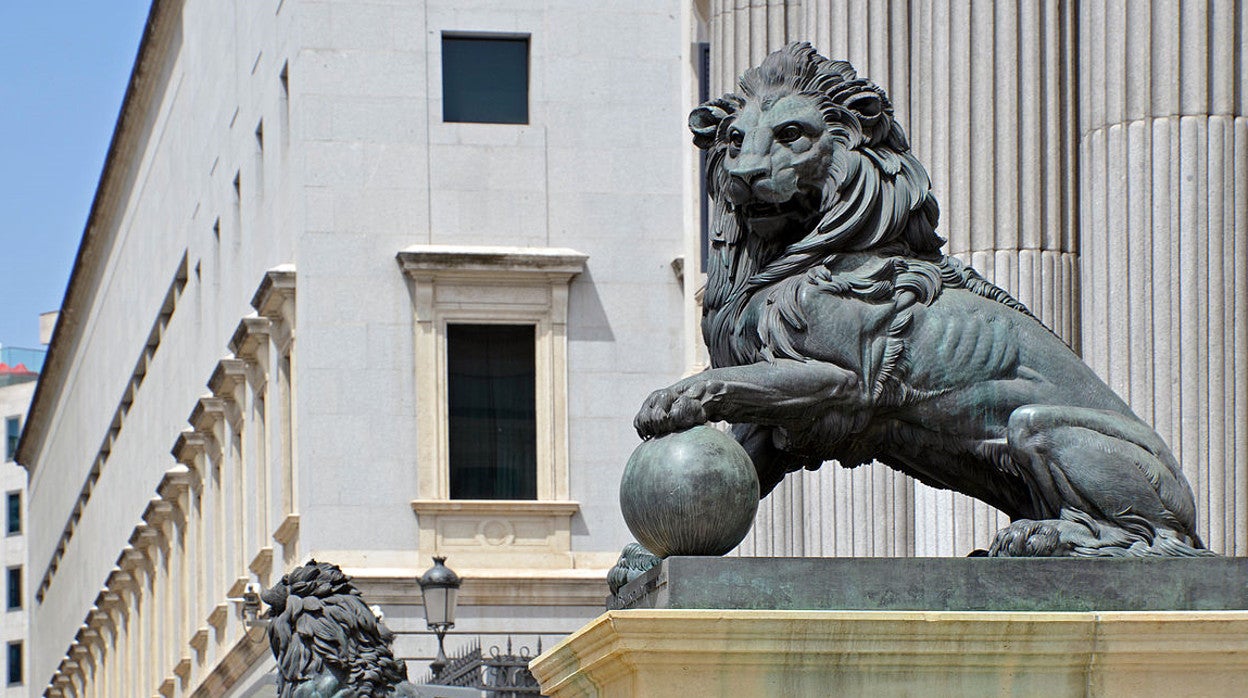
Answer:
xmin=1 ymin=339 xmax=46 ymax=697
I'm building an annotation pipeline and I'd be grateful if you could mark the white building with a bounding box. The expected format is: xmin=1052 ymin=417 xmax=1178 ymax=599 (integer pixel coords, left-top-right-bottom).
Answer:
xmin=2 ymin=330 xmax=48 ymax=697
xmin=18 ymin=0 xmax=1247 ymax=696
xmin=17 ymin=1 xmax=703 ymax=696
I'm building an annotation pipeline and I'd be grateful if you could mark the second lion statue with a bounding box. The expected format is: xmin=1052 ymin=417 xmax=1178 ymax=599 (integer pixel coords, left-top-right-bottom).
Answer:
xmin=633 ymin=43 xmax=1210 ymax=558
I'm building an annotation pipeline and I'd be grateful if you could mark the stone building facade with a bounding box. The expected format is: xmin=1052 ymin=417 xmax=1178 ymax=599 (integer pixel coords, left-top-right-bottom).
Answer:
xmin=17 ymin=0 xmax=1247 ymax=696
xmin=17 ymin=1 xmax=700 ymax=695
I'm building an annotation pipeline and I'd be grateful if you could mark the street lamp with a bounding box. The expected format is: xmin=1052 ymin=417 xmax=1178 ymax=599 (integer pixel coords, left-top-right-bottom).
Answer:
xmin=418 ymin=556 xmax=462 ymax=677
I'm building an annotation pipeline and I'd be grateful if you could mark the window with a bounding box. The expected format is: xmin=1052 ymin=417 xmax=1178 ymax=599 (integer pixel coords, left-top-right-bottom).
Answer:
xmin=399 ymin=246 xmax=585 ymax=569
xmin=442 ymin=35 xmax=529 ymax=124
xmin=4 ymin=493 xmax=17 ymax=536
xmin=5 ymin=642 xmax=18 ymax=685
xmin=447 ymin=324 xmax=537 ymax=500
xmin=4 ymin=417 xmax=17 ymax=462
xmin=5 ymin=568 xmax=17 ymax=610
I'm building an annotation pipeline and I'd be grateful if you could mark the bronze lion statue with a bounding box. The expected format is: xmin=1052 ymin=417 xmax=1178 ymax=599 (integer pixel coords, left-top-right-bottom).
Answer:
xmin=633 ymin=43 xmax=1209 ymax=558
xmin=263 ymin=561 xmax=420 ymax=698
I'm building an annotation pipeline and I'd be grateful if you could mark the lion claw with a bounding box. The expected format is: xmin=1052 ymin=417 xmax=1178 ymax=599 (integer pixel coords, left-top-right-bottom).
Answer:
xmin=634 ymin=387 xmax=709 ymax=439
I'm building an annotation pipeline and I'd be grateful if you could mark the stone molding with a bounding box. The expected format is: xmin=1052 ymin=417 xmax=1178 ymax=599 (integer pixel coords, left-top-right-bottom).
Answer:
xmin=397 ymin=245 xmax=587 ymax=504
xmin=228 ymin=315 xmax=272 ymax=362
xmin=208 ymin=358 xmax=248 ymax=399
xmin=352 ymin=566 xmax=610 ymax=608
xmin=273 ymin=513 xmax=299 ymax=546
xmin=411 ymin=499 xmax=581 ymax=569
xmin=396 ymin=245 xmax=589 ymax=278
xmin=250 ymin=264 xmax=296 ymax=320
xmin=532 ymin=609 xmax=1248 ymax=697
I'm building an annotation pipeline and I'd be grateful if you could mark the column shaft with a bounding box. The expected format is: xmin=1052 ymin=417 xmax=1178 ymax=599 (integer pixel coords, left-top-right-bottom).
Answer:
xmin=1079 ymin=0 xmax=1248 ymax=554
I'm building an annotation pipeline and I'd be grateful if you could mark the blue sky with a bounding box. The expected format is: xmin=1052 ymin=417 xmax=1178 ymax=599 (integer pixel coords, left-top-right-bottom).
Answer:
xmin=0 ymin=2 xmax=152 ymax=350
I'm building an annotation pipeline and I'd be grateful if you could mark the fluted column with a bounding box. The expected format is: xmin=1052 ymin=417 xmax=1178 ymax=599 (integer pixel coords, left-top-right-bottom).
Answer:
xmin=903 ymin=0 xmax=1080 ymax=555
xmin=708 ymin=0 xmax=805 ymax=95
xmin=1078 ymin=0 xmax=1248 ymax=554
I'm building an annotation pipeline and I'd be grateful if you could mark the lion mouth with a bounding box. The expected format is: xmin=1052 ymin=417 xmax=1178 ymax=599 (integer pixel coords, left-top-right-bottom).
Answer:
xmin=742 ymin=201 xmax=792 ymax=218
xmin=740 ymin=190 xmax=820 ymax=225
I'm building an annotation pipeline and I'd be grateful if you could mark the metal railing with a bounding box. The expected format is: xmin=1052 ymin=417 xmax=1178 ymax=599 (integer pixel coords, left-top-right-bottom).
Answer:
xmin=423 ymin=637 xmax=544 ymax=697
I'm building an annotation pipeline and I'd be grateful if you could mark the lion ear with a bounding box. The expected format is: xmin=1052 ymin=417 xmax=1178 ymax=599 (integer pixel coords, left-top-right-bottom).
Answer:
xmin=689 ymin=99 xmax=738 ymax=150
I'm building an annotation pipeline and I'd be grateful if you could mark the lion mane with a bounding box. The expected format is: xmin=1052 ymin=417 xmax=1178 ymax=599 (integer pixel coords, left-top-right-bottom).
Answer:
xmin=693 ymin=42 xmax=1035 ymax=399
xmin=263 ymin=561 xmax=415 ymax=698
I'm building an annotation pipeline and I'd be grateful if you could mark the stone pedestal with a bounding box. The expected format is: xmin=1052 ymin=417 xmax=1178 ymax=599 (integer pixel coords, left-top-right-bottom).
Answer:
xmin=531 ymin=609 xmax=1248 ymax=697
xmin=530 ymin=557 xmax=1248 ymax=697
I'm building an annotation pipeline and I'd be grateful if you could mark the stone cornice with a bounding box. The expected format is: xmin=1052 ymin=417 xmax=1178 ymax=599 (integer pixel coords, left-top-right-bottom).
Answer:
xmin=397 ymin=245 xmax=588 ymax=280
xmin=208 ymin=358 xmax=248 ymax=398
xmin=189 ymin=396 xmax=227 ymax=432
xmin=143 ymin=498 xmax=175 ymax=529
xmin=172 ymin=430 xmax=210 ymax=470
xmin=251 ymin=264 xmax=296 ymax=318
xmin=158 ymin=464 xmax=196 ymax=504
xmin=273 ymin=513 xmax=300 ymax=546
xmin=229 ymin=315 xmax=272 ymax=360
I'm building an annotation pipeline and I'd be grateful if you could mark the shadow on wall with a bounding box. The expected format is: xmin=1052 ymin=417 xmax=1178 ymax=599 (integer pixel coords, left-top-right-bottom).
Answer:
xmin=567 ymin=267 xmax=614 ymax=343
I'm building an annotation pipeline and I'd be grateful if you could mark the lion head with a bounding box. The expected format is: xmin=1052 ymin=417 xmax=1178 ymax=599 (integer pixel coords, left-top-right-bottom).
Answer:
xmin=263 ymin=560 xmax=410 ymax=698
xmin=692 ymin=43 xmax=944 ymax=366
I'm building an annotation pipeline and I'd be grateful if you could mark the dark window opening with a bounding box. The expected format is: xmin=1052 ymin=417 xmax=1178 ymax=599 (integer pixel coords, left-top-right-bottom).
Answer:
xmin=447 ymin=324 xmax=537 ymax=500
xmin=4 ymin=493 xmax=16 ymax=536
xmin=6 ymin=642 xmax=19 ymax=685
xmin=5 ymin=568 xmax=18 ymax=610
xmin=442 ymin=35 xmax=530 ymax=124
xmin=4 ymin=417 xmax=17 ymax=462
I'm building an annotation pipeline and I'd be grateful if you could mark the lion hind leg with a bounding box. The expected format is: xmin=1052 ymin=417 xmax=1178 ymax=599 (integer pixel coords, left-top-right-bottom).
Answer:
xmin=997 ymin=405 xmax=1208 ymax=556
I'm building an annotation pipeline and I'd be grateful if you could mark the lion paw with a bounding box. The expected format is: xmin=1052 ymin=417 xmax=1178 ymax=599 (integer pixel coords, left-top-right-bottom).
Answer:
xmin=988 ymin=519 xmax=1076 ymax=557
xmin=633 ymin=384 xmax=709 ymax=439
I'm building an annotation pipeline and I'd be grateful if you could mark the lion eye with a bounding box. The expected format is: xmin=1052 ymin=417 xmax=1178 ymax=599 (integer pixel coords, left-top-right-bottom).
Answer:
xmin=728 ymin=129 xmax=744 ymax=148
xmin=776 ymin=124 xmax=804 ymax=143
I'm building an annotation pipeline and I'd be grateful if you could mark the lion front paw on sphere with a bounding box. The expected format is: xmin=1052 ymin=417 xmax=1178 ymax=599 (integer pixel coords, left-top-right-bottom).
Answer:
xmin=619 ymin=425 xmax=759 ymax=558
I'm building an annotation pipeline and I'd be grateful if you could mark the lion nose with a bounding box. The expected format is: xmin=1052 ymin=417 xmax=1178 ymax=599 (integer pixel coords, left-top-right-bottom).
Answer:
xmin=728 ymin=163 xmax=768 ymax=184
xmin=726 ymin=161 xmax=768 ymax=203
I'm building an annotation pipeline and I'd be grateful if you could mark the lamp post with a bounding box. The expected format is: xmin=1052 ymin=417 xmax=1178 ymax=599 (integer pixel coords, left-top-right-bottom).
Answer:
xmin=418 ymin=556 xmax=462 ymax=677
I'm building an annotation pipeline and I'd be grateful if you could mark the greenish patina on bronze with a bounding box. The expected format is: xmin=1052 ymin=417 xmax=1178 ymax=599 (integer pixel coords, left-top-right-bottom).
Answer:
xmin=263 ymin=561 xmax=422 ymax=698
xmin=631 ymin=43 xmax=1210 ymax=562
xmin=612 ymin=557 xmax=1248 ymax=612
xmin=619 ymin=425 xmax=759 ymax=558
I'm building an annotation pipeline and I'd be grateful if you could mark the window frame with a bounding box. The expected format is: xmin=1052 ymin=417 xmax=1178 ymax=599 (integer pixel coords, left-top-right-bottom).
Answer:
xmin=425 ymin=290 xmax=558 ymax=500
xmin=4 ymin=491 xmax=18 ymax=536
xmin=5 ymin=567 xmax=18 ymax=611
xmin=398 ymin=246 xmax=586 ymax=569
xmin=4 ymin=416 xmax=18 ymax=462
